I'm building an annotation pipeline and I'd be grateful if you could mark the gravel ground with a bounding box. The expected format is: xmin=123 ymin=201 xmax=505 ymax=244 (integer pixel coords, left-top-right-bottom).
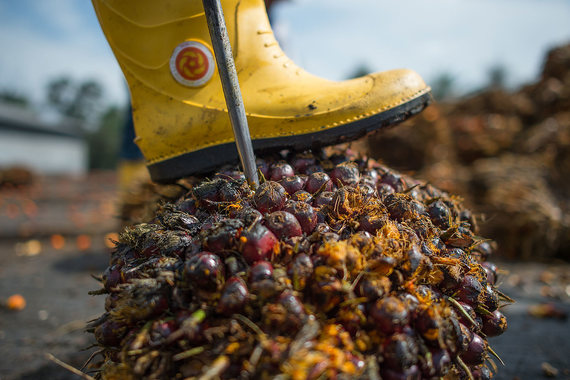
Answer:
xmin=0 ymin=238 xmax=107 ymax=380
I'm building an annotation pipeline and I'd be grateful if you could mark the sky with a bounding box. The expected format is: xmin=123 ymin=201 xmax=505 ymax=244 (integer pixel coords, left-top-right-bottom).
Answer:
xmin=0 ymin=0 xmax=569 ymax=109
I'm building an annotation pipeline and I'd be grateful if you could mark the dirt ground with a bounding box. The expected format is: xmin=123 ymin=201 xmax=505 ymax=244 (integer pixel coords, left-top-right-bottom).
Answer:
xmin=0 ymin=173 xmax=569 ymax=380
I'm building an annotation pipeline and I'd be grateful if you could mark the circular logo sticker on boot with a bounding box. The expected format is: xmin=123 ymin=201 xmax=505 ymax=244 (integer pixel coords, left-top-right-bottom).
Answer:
xmin=170 ymin=40 xmax=215 ymax=87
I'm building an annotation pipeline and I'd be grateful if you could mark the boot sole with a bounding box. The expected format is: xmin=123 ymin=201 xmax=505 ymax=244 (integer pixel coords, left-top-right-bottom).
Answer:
xmin=149 ymin=91 xmax=432 ymax=182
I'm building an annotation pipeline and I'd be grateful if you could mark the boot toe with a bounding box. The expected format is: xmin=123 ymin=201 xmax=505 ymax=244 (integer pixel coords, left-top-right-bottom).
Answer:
xmin=361 ymin=68 xmax=430 ymax=113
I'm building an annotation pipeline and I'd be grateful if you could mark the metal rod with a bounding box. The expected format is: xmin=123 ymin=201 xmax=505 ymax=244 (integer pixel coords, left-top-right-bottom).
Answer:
xmin=202 ymin=0 xmax=259 ymax=188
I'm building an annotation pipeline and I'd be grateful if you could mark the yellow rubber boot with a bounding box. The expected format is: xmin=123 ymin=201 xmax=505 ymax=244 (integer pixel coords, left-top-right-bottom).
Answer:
xmin=93 ymin=0 xmax=431 ymax=182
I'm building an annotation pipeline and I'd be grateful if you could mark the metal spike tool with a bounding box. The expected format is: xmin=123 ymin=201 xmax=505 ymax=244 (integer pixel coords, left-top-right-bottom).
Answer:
xmin=202 ymin=0 xmax=259 ymax=188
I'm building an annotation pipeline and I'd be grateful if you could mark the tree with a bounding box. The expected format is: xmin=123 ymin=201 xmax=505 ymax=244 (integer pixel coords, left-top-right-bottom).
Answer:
xmin=430 ymin=72 xmax=456 ymax=101
xmin=487 ymin=64 xmax=508 ymax=89
xmin=0 ymin=89 xmax=30 ymax=108
xmin=87 ymin=105 xmax=124 ymax=170
xmin=346 ymin=64 xmax=373 ymax=79
xmin=46 ymin=76 xmax=103 ymax=126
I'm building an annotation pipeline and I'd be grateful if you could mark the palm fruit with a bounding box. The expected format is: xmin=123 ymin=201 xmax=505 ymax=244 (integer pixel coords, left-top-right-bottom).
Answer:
xmin=88 ymin=149 xmax=511 ymax=379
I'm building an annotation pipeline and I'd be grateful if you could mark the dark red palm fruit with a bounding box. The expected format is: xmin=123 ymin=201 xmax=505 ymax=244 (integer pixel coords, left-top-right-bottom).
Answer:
xmin=278 ymin=290 xmax=306 ymax=322
xmin=382 ymin=333 xmax=419 ymax=371
xmin=314 ymin=207 xmax=329 ymax=224
xmin=310 ymin=223 xmax=330 ymax=239
xmin=482 ymin=309 xmax=507 ymax=337
xmin=192 ymin=178 xmax=223 ymax=202
xmin=349 ymin=230 xmax=373 ymax=250
xmin=380 ymin=365 xmax=420 ymax=380
xmin=360 ymin=173 xmax=378 ymax=187
xmin=94 ymin=319 xmax=127 ymax=347
xmin=438 ymin=266 xmax=463 ymax=294
xmin=149 ymin=319 xmax=178 ymax=344
xmin=305 ymin=164 xmax=324 ymax=175
xmin=481 ymin=284 xmax=499 ymax=312
xmin=444 ymin=319 xmax=470 ymax=355
xmin=319 ymin=232 xmax=340 ymax=244
xmin=380 ymin=172 xmax=406 ymax=193
xmin=269 ymin=162 xmax=295 ymax=181
xmin=338 ymin=304 xmax=367 ymax=336
xmin=164 ymin=212 xmax=200 ymax=233
xmin=473 ymin=241 xmax=496 ymax=260
xmin=291 ymin=152 xmax=317 ymax=173
xmin=423 ymin=348 xmax=451 ymax=378
xmin=311 ymin=276 xmax=343 ymax=312
xmin=265 ymin=211 xmax=303 ymax=239
xmin=139 ymin=239 xmax=161 ymax=258
xmin=280 ymin=175 xmax=306 ymax=195
xmin=240 ymin=223 xmax=278 ymax=264
xmin=217 ymin=276 xmax=249 ymax=316
xmin=248 ymin=260 xmax=274 ymax=283
xmin=312 ymin=191 xmax=334 ymax=207
xmin=104 ymin=292 xmax=120 ymax=311
xmin=456 ymin=301 xmax=478 ymax=327
xmin=256 ymin=158 xmax=270 ymax=178
xmin=231 ymin=207 xmax=262 ymax=227
xmin=103 ymin=264 xmax=122 ymax=291
xmin=457 ymin=322 xmax=474 ymax=353
xmin=355 ymin=277 xmax=391 ymax=301
xmin=202 ymin=219 xmax=243 ymax=253
xmin=284 ymin=201 xmax=317 ymax=234
xmin=455 ymin=275 xmax=483 ymax=305
xmin=358 ymin=213 xmax=388 ymax=234
xmin=481 ymin=262 xmax=498 ymax=285
xmin=305 ymin=172 xmax=333 ymax=194
xmin=358 ymin=183 xmax=376 ymax=198
xmin=224 ymin=255 xmax=248 ymax=278
xmin=460 ymin=208 xmax=478 ymax=232
xmin=414 ymin=306 xmax=441 ymax=343
xmin=471 ymin=365 xmax=492 ymax=380
xmin=427 ymin=200 xmax=452 ymax=229
xmin=384 ymin=193 xmax=425 ymax=221
xmin=408 ymin=245 xmax=426 ymax=277
xmin=331 ymin=186 xmax=362 ymax=216
xmin=174 ymin=310 xmax=207 ymax=344
xmin=460 ymin=333 xmax=487 ymax=365
xmin=328 ymin=152 xmax=349 ymax=165
xmin=184 ymin=252 xmax=225 ymax=292
xmin=253 ymin=181 xmax=287 ymax=214
xmin=367 ymin=255 xmax=397 ymax=277
xmin=377 ymin=183 xmax=396 ymax=198
xmin=330 ymin=162 xmax=360 ymax=186
xmin=217 ymin=179 xmax=249 ymax=203
xmin=251 ymin=278 xmax=279 ymax=302
xmin=290 ymin=190 xmax=312 ymax=203
xmin=288 ymin=253 xmax=313 ymax=291
xmin=176 ymin=198 xmax=197 ymax=214
xmin=369 ymin=296 xmax=410 ymax=335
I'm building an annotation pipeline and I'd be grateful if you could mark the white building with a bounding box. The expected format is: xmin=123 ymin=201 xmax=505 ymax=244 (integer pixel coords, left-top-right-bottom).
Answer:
xmin=0 ymin=104 xmax=87 ymax=175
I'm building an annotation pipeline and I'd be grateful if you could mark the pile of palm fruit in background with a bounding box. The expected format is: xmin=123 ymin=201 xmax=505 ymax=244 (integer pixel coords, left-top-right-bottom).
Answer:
xmin=90 ymin=148 xmax=510 ymax=379
xmin=0 ymin=166 xmax=34 ymax=189
xmin=367 ymin=43 xmax=570 ymax=260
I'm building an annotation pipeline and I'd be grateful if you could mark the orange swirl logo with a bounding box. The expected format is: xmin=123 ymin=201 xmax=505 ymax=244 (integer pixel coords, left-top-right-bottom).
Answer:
xmin=170 ymin=41 xmax=215 ymax=87
xmin=176 ymin=47 xmax=209 ymax=81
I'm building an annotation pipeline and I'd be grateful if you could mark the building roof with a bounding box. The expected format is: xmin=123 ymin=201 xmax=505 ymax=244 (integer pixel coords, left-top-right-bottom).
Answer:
xmin=0 ymin=103 xmax=84 ymax=139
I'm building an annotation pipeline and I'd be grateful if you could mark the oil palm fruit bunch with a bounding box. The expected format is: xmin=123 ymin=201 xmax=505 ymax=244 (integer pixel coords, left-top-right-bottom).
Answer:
xmin=89 ymin=149 xmax=511 ymax=380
